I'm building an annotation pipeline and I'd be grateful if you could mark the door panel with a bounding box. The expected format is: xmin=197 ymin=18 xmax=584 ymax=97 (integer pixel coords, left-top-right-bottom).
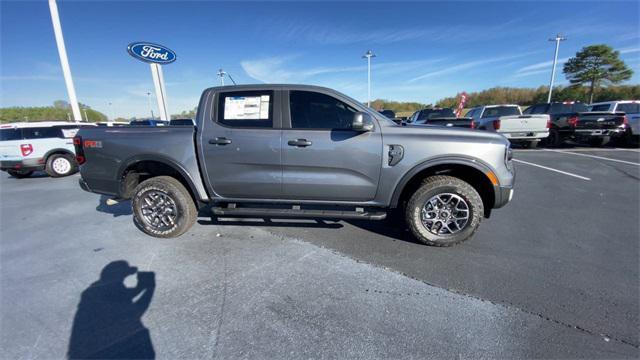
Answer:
xmin=282 ymin=90 xmax=382 ymax=201
xmin=282 ymin=129 xmax=382 ymax=201
xmin=200 ymin=90 xmax=282 ymax=199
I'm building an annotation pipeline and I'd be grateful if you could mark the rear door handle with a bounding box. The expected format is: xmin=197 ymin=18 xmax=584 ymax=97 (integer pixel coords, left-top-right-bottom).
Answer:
xmin=288 ymin=139 xmax=312 ymax=147
xmin=209 ymin=137 xmax=232 ymax=145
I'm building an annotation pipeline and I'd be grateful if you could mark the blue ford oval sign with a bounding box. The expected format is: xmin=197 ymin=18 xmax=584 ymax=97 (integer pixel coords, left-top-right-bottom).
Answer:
xmin=127 ymin=42 xmax=176 ymax=64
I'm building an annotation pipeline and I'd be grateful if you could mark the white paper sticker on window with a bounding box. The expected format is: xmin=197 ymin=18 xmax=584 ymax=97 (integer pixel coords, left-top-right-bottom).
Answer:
xmin=224 ymin=95 xmax=270 ymax=120
xmin=61 ymin=128 xmax=79 ymax=138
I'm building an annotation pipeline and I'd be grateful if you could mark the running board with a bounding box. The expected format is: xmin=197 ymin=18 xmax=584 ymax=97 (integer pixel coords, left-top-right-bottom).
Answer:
xmin=211 ymin=204 xmax=387 ymax=220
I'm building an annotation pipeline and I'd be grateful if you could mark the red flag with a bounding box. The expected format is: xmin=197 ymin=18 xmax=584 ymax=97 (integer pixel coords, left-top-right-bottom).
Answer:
xmin=455 ymin=92 xmax=468 ymax=117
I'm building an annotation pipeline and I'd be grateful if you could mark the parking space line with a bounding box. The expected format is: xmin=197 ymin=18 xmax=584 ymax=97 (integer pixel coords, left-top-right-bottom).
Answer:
xmin=543 ymin=149 xmax=640 ymax=166
xmin=513 ymin=159 xmax=591 ymax=181
xmin=614 ymin=148 xmax=640 ymax=153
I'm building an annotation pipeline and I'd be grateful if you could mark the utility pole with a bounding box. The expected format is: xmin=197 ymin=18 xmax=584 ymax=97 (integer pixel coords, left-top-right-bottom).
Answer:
xmin=362 ymin=50 xmax=376 ymax=107
xmin=217 ymin=68 xmax=226 ymax=86
xmin=48 ymin=0 xmax=82 ymax=122
xmin=547 ymin=34 xmax=567 ymax=103
xmin=146 ymin=91 xmax=155 ymax=119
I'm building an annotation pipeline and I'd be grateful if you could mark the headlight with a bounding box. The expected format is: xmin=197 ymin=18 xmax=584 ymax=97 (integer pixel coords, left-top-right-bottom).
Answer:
xmin=505 ymin=145 xmax=513 ymax=171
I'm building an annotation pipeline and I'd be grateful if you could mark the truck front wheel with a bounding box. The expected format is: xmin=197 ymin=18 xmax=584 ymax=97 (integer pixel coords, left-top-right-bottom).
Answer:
xmin=132 ymin=176 xmax=197 ymax=238
xmin=405 ymin=175 xmax=484 ymax=246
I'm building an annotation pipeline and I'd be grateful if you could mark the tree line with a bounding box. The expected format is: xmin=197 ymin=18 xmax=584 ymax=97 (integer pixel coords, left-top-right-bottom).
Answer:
xmin=0 ymin=100 xmax=108 ymax=123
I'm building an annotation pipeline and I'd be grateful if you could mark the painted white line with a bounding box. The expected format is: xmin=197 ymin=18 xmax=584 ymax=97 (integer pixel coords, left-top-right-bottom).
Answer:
xmin=543 ymin=149 xmax=640 ymax=166
xmin=614 ymin=148 xmax=640 ymax=153
xmin=513 ymin=159 xmax=591 ymax=181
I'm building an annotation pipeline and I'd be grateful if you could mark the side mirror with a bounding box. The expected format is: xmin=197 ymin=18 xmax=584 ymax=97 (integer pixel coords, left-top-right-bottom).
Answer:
xmin=352 ymin=112 xmax=374 ymax=132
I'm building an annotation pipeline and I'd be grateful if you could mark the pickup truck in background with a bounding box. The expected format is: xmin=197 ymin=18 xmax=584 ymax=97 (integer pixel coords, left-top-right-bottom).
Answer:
xmin=75 ymin=85 xmax=515 ymax=247
xmin=466 ymin=105 xmax=550 ymax=148
xmin=523 ymin=102 xmax=588 ymax=147
xmin=406 ymin=108 xmax=474 ymax=128
xmin=588 ymin=100 xmax=639 ymax=145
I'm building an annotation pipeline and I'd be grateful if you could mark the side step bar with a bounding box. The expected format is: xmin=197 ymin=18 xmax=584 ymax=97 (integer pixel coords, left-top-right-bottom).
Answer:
xmin=211 ymin=204 xmax=387 ymax=220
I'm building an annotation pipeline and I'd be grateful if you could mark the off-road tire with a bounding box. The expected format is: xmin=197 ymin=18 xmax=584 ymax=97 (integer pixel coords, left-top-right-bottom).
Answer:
xmin=132 ymin=176 xmax=197 ymax=238
xmin=45 ymin=153 xmax=77 ymax=177
xmin=7 ymin=169 xmax=34 ymax=178
xmin=405 ymin=175 xmax=483 ymax=247
xmin=545 ymin=129 xmax=561 ymax=148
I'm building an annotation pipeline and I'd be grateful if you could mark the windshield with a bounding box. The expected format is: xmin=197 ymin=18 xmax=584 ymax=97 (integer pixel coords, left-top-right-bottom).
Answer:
xmin=589 ymin=104 xmax=613 ymax=112
xmin=481 ymin=106 xmax=520 ymax=118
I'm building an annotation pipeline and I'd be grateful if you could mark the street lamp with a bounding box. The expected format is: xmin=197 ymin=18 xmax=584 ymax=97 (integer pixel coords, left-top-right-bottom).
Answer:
xmin=217 ymin=68 xmax=226 ymax=86
xmin=146 ymin=91 xmax=155 ymax=119
xmin=362 ymin=50 xmax=376 ymax=107
xmin=83 ymin=109 xmax=88 ymax=122
xmin=547 ymin=34 xmax=567 ymax=103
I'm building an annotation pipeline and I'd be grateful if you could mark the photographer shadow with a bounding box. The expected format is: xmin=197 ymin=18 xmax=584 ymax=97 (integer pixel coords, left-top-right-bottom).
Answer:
xmin=96 ymin=195 xmax=132 ymax=217
xmin=67 ymin=261 xmax=156 ymax=359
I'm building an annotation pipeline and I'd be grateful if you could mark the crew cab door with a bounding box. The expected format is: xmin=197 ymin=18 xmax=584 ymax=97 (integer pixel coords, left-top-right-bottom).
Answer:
xmin=281 ymin=90 xmax=382 ymax=201
xmin=199 ymin=89 xmax=282 ymax=198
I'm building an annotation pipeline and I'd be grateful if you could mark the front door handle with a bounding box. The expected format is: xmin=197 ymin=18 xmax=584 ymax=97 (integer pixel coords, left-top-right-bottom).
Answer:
xmin=209 ymin=137 xmax=232 ymax=145
xmin=288 ymin=139 xmax=312 ymax=147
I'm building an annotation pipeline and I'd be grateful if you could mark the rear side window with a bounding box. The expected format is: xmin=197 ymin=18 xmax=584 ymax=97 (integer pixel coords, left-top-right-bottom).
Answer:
xmin=289 ymin=91 xmax=356 ymax=130
xmin=22 ymin=127 xmax=62 ymax=139
xmin=218 ymin=91 xmax=273 ymax=128
xmin=616 ymin=103 xmax=639 ymax=114
xmin=0 ymin=129 xmax=22 ymax=141
xmin=481 ymin=106 xmax=520 ymax=118
xmin=418 ymin=108 xmax=455 ymax=120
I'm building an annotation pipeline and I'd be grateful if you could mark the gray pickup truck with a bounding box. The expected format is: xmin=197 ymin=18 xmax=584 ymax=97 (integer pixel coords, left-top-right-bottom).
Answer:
xmin=76 ymin=85 xmax=515 ymax=246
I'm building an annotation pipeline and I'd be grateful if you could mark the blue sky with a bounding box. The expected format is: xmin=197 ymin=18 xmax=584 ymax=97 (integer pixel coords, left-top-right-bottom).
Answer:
xmin=1 ymin=1 xmax=639 ymax=119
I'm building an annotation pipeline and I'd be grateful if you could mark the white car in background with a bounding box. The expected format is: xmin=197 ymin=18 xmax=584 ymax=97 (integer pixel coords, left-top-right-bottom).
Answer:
xmin=0 ymin=122 xmax=93 ymax=178
xmin=589 ymin=100 xmax=640 ymax=142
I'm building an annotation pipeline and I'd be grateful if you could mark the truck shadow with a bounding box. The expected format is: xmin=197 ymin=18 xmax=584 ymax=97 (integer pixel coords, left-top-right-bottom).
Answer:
xmin=67 ymin=260 xmax=156 ymax=359
xmin=96 ymin=195 xmax=132 ymax=217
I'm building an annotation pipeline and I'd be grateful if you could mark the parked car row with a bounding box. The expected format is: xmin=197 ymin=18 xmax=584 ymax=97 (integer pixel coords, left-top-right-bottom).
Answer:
xmin=403 ymin=100 xmax=638 ymax=147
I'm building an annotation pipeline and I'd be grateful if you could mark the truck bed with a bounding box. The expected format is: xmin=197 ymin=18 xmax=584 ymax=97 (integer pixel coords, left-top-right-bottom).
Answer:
xmin=76 ymin=126 xmax=208 ymax=200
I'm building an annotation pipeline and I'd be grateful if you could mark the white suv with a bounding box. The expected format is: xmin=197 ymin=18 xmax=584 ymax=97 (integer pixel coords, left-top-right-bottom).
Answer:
xmin=0 ymin=122 xmax=93 ymax=178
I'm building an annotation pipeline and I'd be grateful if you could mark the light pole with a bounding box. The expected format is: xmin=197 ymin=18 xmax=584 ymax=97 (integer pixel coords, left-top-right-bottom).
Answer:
xmin=547 ymin=34 xmax=567 ymax=103
xmin=362 ymin=50 xmax=376 ymax=107
xmin=83 ymin=109 xmax=88 ymax=122
xmin=146 ymin=91 xmax=155 ymax=119
xmin=217 ymin=68 xmax=226 ymax=86
xmin=108 ymin=102 xmax=112 ymax=122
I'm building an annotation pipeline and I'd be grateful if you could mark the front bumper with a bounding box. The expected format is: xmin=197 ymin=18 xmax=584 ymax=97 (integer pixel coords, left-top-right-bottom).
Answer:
xmin=494 ymin=186 xmax=514 ymax=209
xmin=0 ymin=159 xmax=45 ymax=172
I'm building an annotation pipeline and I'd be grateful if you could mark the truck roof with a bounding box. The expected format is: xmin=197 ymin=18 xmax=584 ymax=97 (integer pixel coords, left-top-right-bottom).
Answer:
xmin=0 ymin=121 xmax=90 ymax=129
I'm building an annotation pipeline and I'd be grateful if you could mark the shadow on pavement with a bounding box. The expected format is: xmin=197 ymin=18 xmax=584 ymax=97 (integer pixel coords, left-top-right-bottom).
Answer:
xmin=96 ymin=195 xmax=132 ymax=217
xmin=67 ymin=260 xmax=156 ymax=359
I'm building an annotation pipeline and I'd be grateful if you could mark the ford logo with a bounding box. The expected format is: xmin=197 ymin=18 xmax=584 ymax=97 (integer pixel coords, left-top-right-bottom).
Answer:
xmin=127 ymin=42 xmax=176 ymax=64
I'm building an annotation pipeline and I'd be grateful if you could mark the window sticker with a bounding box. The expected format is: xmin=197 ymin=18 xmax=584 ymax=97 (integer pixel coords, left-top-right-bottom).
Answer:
xmin=61 ymin=128 xmax=79 ymax=138
xmin=224 ymin=95 xmax=270 ymax=120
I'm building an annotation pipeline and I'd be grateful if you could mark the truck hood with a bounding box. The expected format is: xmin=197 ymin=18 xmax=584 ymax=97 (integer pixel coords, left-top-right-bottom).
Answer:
xmin=401 ymin=123 xmax=509 ymax=145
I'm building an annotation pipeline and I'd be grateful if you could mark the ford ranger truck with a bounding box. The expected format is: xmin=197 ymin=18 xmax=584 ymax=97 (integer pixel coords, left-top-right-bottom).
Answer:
xmin=467 ymin=105 xmax=550 ymax=148
xmin=75 ymin=85 xmax=515 ymax=247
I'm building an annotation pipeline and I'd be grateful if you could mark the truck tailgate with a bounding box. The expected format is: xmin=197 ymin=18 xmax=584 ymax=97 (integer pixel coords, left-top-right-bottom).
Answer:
xmin=576 ymin=112 xmax=626 ymax=129
xmin=498 ymin=115 xmax=549 ymax=132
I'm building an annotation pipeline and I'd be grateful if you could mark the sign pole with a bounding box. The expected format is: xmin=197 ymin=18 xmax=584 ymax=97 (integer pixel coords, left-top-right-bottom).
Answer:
xmin=49 ymin=0 xmax=82 ymax=122
xmin=150 ymin=63 xmax=168 ymax=120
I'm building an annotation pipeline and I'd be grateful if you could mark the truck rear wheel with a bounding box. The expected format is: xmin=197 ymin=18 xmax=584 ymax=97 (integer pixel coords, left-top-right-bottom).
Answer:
xmin=132 ymin=176 xmax=197 ymax=238
xmin=405 ymin=175 xmax=483 ymax=247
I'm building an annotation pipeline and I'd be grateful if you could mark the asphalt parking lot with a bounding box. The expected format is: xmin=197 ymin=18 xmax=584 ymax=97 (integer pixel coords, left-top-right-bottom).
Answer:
xmin=1 ymin=147 xmax=639 ymax=359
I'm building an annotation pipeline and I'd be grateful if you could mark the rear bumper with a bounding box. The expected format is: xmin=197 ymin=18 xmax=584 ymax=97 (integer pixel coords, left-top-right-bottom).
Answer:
xmin=573 ymin=128 xmax=626 ymax=138
xmin=0 ymin=159 xmax=45 ymax=172
xmin=500 ymin=131 xmax=549 ymax=140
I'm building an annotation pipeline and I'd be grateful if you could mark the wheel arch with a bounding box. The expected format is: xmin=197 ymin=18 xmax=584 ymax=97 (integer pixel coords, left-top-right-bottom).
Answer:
xmin=390 ymin=157 xmax=498 ymax=218
xmin=43 ymin=148 xmax=75 ymax=162
xmin=117 ymin=155 xmax=203 ymax=206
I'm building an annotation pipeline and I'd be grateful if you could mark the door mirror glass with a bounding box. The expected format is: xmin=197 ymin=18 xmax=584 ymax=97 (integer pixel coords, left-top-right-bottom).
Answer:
xmin=352 ymin=112 xmax=374 ymax=132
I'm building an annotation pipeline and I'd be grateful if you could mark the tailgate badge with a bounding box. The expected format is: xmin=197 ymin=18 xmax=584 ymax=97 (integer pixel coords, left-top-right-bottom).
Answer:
xmin=597 ymin=118 xmax=605 ymax=122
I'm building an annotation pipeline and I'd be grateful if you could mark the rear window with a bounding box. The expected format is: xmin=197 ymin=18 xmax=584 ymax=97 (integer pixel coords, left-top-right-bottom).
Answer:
xmin=589 ymin=104 xmax=612 ymax=112
xmin=481 ymin=106 xmax=520 ymax=118
xmin=549 ymin=103 xmax=588 ymax=114
xmin=0 ymin=129 xmax=22 ymax=141
xmin=418 ymin=108 xmax=456 ymax=120
xmin=22 ymin=127 xmax=63 ymax=139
